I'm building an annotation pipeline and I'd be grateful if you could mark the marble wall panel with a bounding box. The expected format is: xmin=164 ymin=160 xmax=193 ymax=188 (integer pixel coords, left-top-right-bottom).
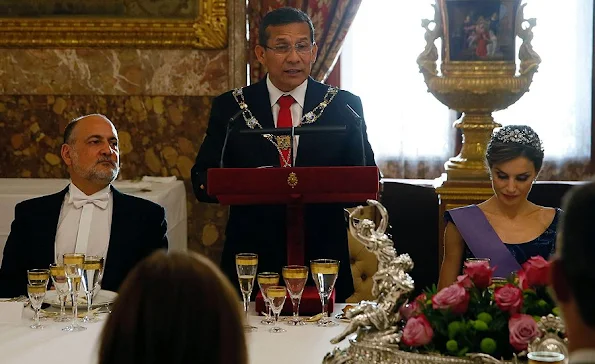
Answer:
xmin=0 ymin=94 xmax=228 ymax=260
xmin=0 ymin=49 xmax=229 ymax=97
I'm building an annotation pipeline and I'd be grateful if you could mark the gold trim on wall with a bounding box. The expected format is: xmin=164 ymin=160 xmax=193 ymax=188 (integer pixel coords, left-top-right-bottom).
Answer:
xmin=0 ymin=0 xmax=227 ymax=49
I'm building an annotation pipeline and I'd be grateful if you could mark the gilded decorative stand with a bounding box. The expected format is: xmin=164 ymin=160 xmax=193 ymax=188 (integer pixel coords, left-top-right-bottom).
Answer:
xmin=417 ymin=0 xmax=542 ymax=267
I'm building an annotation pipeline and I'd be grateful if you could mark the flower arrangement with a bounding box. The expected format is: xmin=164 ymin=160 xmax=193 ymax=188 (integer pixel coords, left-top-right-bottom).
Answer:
xmin=399 ymin=256 xmax=560 ymax=360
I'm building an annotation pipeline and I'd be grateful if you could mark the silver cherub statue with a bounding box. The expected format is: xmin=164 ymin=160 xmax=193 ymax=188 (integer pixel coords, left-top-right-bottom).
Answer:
xmin=328 ymin=200 xmax=415 ymax=347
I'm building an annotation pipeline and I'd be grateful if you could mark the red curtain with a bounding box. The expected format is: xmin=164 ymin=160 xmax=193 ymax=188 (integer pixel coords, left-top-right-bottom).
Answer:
xmin=247 ymin=0 xmax=361 ymax=84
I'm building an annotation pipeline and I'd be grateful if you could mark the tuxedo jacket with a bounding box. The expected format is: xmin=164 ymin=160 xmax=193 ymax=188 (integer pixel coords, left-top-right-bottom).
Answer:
xmin=0 ymin=186 xmax=168 ymax=298
xmin=191 ymin=77 xmax=377 ymax=301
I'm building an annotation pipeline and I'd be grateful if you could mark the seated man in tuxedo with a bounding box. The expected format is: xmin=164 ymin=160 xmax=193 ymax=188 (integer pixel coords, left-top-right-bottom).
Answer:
xmin=551 ymin=181 xmax=595 ymax=363
xmin=0 ymin=114 xmax=167 ymax=297
xmin=191 ymin=7 xmax=376 ymax=301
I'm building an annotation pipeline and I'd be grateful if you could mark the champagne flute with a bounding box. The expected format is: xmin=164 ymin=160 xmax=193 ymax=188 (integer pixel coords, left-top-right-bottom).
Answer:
xmin=266 ymin=286 xmax=287 ymax=333
xmin=311 ymin=259 xmax=339 ymax=327
xmin=81 ymin=256 xmax=104 ymax=323
xmin=62 ymin=253 xmax=86 ymax=332
xmin=282 ymin=265 xmax=308 ymax=326
xmin=235 ymin=253 xmax=258 ymax=332
xmin=257 ymin=272 xmax=280 ymax=325
xmin=49 ymin=264 xmax=71 ymax=322
xmin=27 ymin=269 xmax=50 ymax=286
xmin=27 ymin=283 xmax=47 ymax=329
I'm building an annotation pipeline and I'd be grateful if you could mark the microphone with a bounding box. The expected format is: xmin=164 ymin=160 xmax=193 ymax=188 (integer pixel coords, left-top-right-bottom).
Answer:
xmin=345 ymin=104 xmax=367 ymax=166
xmin=219 ymin=110 xmax=243 ymax=168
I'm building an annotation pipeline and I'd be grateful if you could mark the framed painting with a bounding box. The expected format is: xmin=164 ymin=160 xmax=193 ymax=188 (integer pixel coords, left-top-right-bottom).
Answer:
xmin=0 ymin=0 xmax=227 ymax=49
xmin=444 ymin=0 xmax=520 ymax=62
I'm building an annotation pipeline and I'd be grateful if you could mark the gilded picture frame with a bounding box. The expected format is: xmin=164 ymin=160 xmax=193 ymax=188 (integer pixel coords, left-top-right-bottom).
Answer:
xmin=0 ymin=0 xmax=227 ymax=49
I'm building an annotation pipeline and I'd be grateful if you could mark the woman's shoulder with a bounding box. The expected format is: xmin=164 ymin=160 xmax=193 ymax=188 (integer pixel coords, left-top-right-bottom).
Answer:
xmin=533 ymin=205 xmax=561 ymax=227
xmin=444 ymin=204 xmax=479 ymax=223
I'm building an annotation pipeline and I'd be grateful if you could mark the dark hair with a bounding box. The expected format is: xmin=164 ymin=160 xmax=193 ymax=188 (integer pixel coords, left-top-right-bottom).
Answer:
xmin=63 ymin=113 xmax=111 ymax=144
xmin=98 ymin=250 xmax=248 ymax=364
xmin=258 ymin=7 xmax=315 ymax=46
xmin=558 ymin=181 xmax=595 ymax=328
xmin=485 ymin=125 xmax=545 ymax=172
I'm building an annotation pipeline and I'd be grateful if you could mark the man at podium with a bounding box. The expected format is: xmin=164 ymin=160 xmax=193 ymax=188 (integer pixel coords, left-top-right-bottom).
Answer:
xmin=191 ymin=7 xmax=376 ymax=301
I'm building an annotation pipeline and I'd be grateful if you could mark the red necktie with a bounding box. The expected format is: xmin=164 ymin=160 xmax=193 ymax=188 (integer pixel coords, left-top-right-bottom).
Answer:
xmin=276 ymin=95 xmax=295 ymax=167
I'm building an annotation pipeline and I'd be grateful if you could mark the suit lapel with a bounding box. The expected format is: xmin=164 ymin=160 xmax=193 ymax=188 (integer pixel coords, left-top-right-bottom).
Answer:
xmin=243 ymin=78 xmax=280 ymax=167
xmin=296 ymin=78 xmax=328 ymax=166
xmin=42 ymin=187 xmax=68 ymax=263
xmin=103 ymin=187 xmax=125 ymax=287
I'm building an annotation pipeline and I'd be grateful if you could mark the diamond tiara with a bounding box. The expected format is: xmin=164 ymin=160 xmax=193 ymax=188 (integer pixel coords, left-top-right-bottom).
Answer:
xmin=490 ymin=125 xmax=543 ymax=152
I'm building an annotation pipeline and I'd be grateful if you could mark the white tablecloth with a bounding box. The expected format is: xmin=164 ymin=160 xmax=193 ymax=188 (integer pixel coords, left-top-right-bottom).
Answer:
xmin=0 ymin=178 xmax=188 ymax=266
xmin=0 ymin=303 xmax=350 ymax=364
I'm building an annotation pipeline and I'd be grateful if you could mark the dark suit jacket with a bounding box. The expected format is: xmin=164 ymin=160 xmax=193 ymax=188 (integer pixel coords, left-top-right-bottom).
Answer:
xmin=0 ymin=185 xmax=168 ymax=298
xmin=191 ymin=77 xmax=377 ymax=301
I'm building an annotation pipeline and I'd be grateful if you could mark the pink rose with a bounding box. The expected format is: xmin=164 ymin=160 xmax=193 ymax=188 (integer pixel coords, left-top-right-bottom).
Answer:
xmin=463 ymin=260 xmax=494 ymax=289
xmin=399 ymin=302 xmax=418 ymax=320
xmin=432 ymin=283 xmax=470 ymax=314
xmin=509 ymin=314 xmax=541 ymax=351
xmin=522 ymin=256 xmax=550 ymax=287
xmin=495 ymin=283 xmax=524 ymax=314
xmin=457 ymin=274 xmax=473 ymax=289
xmin=402 ymin=314 xmax=434 ymax=347
xmin=400 ymin=293 xmax=428 ymax=319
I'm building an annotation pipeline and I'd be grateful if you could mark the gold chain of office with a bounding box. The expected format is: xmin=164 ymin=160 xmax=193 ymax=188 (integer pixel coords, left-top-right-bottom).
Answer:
xmin=231 ymin=86 xmax=339 ymax=161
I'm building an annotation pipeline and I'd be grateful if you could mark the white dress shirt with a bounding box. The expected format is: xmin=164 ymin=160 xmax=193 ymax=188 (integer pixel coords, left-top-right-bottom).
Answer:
xmin=267 ymin=75 xmax=308 ymax=163
xmin=54 ymin=183 xmax=112 ymax=263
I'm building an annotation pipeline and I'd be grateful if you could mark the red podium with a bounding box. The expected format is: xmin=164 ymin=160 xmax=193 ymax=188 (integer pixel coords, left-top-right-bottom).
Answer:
xmin=208 ymin=166 xmax=379 ymax=314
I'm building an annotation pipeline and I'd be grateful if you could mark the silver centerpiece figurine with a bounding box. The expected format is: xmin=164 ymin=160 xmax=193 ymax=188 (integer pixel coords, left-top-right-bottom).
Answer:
xmin=324 ymin=200 xmax=567 ymax=364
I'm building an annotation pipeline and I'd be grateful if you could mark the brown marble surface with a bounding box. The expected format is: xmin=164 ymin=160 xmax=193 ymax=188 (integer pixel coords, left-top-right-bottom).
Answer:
xmin=0 ymin=94 xmax=228 ymax=259
xmin=0 ymin=49 xmax=229 ymax=97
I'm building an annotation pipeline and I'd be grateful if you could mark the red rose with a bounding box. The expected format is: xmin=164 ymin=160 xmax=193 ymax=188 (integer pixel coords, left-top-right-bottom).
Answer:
xmin=495 ymin=283 xmax=524 ymax=314
xmin=456 ymin=274 xmax=473 ymax=289
xmin=522 ymin=256 xmax=550 ymax=287
xmin=509 ymin=313 xmax=541 ymax=351
xmin=432 ymin=283 xmax=470 ymax=314
xmin=402 ymin=314 xmax=434 ymax=347
xmin=517 ymin=269 xmax=529 ymax=290
xmin=463 ymin=260 xmax=494 ymax=289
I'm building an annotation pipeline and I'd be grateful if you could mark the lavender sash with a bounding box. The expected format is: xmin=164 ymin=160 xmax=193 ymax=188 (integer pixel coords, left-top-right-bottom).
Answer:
xmin=448 ymin=205 xmax=522 ymax=278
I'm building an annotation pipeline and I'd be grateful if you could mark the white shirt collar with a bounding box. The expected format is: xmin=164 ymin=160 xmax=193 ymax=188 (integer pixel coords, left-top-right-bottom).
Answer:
xmin=68 ymin=182 xmax=111 ymax=202
xmin=570 ymin=348 xmax=595 ymax=364
xmin=266 ymin=75 xmax=308 ymax=109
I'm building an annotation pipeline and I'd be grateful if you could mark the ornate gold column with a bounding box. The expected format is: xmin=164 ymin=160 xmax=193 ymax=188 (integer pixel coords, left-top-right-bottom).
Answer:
xmin=417 ymin=1 xmax=541 ymax=268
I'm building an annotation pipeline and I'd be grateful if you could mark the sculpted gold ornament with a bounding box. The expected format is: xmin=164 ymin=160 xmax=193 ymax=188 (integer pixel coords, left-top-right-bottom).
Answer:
xmin=287 ymin=172 xmax=298 ymax=189
xmin=276 ymin=135 xmax=291 ymax=151
xmin=417 ymin=1 xmax=541 ymax=180
xmin=0 ymin=0 xmax=227 ymax=49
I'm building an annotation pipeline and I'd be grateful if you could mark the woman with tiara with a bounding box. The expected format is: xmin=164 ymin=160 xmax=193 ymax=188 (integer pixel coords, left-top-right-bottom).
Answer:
xmin=438 ymin=125 xmax=562 ymax=289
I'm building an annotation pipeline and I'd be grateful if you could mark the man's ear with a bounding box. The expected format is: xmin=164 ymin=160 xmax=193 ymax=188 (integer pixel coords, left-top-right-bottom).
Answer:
xmin=550 ymin=258 xmax=571 ymax=303
xmin=255 ymin=45 xmax=266 ymax=66
xmin=311 ymin=42 xmax=319 ymax=63
xmin=61 ymin=144 xmax=73 ymax=167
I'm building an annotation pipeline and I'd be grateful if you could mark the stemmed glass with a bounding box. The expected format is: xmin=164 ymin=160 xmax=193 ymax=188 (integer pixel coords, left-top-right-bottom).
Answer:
xmin=282 ymin=265 xmax=308 ymax=326
xmin=49 ymin=264 xmax=71 ymax=322
xmin=27 ymin=269 xmax=50 ymax=286
xmin=311 ymin=259 xmax=339 ymax=327
xmin=266 ymin=286 xmax=287 ymax=333
xmin=81 ymin=256 xmax=105 ymax=323
xmin=257 ymin=272 xmax=280 ymax=325
xmin=27 ymin=283 xmax=47 ymax=329
xmin=235 ymin=253 xmax=258 ymax=332
xmin=62 ymin=253 xmax=86 ymax=332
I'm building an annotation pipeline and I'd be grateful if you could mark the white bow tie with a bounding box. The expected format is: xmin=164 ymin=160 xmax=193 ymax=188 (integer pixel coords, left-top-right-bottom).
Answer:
xmin=69 ymin=193 xmax=109 ymax=210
